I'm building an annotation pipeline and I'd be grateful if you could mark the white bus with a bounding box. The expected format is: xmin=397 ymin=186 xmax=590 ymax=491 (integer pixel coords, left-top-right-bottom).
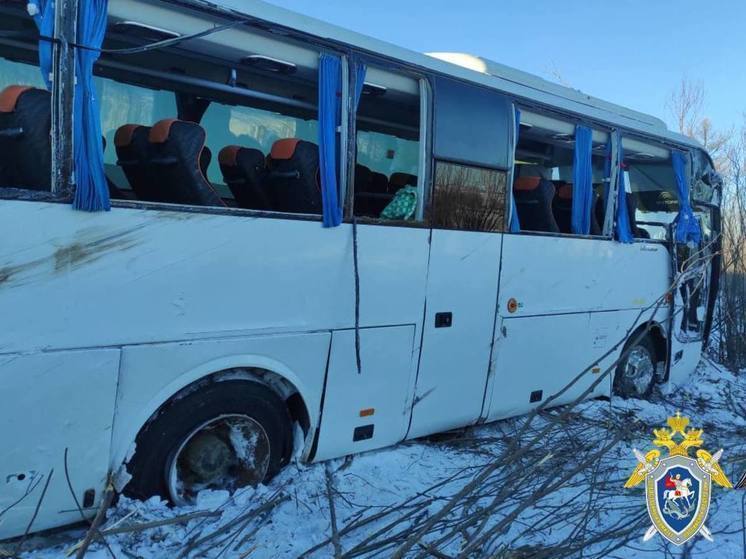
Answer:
xmin=0 ymin=0 xmax=722 ymax=539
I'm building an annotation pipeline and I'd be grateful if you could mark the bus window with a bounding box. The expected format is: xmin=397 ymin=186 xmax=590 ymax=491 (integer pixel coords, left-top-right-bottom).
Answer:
xmin=432 ymin=162 xmax=507 ymax=232
xmin=96 ymin=78 xmax=177 ymax=198
xmin=514 ymin=112 xmax=608 ymax=236
xmin=97 ymin=16 xmax=324 ymax=214
xmin=0 ymin=23 xmax=49 ymax=193
xmin=623 ymin=138 xmax=679 ymax=240
xmin=201 ymin=102 xmax=318 ymax=205
xmin=353 ymin=67 xmax=422 ymax=222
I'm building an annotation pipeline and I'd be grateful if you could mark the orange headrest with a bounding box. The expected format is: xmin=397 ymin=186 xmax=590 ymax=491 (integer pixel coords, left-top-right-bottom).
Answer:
xmin=557 ymin=184 xmax=573 ymax=200
xmin=514 ymin=176 xmax=541 ymax=191
xmin=148 ymin=119 xmax=180 ymax=144
xmin=0 ymin=85 xmax=33 ymax=113
xmin=271 ymin=138 xmax=300 ymax=160
xmin=114 ymin=124 xmax=143 ymax=148
xmin=219 ymin=145 xmax=242 ymax=167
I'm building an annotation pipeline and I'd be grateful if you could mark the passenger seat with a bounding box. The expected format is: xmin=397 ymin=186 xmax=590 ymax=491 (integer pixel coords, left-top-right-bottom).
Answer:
xmin=0 ymin=85 xmax=51 ymax=190
xmin=353 ymin=164 xmax=373 ymax=216
xmin=218 ymin=145 xmax=270 ymax=210
xmin=115 ymin=124 xmax=154 ymax=200
xmin=266 ymin=139 xmax=321 ymax=214
xmin=368 ymin=172 xmax=392 ymax=216
xmin=513 ymin=176 xmax=559 ymax=233
xmin=626 ymin=193 xmax=650 ymax=239
xmin=146 ymin=119 xmax=225 ymax=207
xmin=389 ymin=172 xmax=417 ymax=193
xmin=552 ymin=183 xmax=602 ymax=235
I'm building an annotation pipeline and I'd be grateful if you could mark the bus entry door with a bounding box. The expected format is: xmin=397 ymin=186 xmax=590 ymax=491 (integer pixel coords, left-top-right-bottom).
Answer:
xmin=406 ymin=229 xmax=502 ymax=439
xmin=668 ymin=222 xmax=712 ymax=385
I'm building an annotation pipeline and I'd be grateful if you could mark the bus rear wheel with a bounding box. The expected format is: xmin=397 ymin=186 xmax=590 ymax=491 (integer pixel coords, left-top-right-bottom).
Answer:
xmin=124 ymin=380 xmax=293 ymax=505
xmin=613 ymin=336 xmax=657 ymax=399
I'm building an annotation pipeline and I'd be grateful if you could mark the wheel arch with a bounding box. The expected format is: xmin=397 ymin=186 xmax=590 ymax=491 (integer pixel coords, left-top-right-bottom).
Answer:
xmin=625 ymin=320 xmax=668 ymax=376
xmin=110 ymin=354 xmax=317 ymax=481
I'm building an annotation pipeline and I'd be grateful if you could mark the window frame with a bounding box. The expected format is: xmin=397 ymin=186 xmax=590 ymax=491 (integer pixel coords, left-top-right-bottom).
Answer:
xmin=344 ymin=54 xmax=432 ymax=228
xmin=94 ymin=27 xmax=348 ymax=221
xmin=430 ymin=159 xmax=509 ymax=233
xmin=510 ymin=104 xmax=616 ymax=241
xmin=620 ymin=132 xmax=693 ymax=244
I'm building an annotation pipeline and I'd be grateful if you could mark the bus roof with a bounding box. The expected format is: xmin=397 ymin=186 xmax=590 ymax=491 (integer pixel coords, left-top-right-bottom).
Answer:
xmin=184 ymin=0 xmax=701 ymax=149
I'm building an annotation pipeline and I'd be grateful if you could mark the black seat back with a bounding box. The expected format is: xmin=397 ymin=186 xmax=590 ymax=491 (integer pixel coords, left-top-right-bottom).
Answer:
xmin=514 ymin=176 xmax=559 ymax=233
xmin=369 ymin=172 xmax=392 ymax=216
xmin=146 ymin=119 xmax=225 ymax=207
xmin=267 ymin=138 xmax=320 ymax=213
xmin=626 ymin=193 xmax=650 ymax=239
xmin=218 ymin=145 xmax=269 ymax=210
xmin=115 ymin=124 xmax=154 ymax=200
xmin=353 ymin=164 xmax=373 ymax=216
xmin=389 ymin=172 xmax=417 ymax=192
xmin=552 ymin=183 xmax=602 ymax=235
xmin=0 ymin=85 xmax=51 ymax=190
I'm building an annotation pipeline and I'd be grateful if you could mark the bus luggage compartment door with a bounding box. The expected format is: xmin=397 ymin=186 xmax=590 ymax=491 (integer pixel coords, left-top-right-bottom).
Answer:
xmin=0 ymin=348 xmax=120 ymax=540
xmin=313 ymin=325 xmax=417 ymax=462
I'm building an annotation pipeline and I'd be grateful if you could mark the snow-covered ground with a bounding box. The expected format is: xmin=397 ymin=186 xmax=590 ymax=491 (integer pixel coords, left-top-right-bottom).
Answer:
xmin=13 ymin=359 xmax=746 ymax=558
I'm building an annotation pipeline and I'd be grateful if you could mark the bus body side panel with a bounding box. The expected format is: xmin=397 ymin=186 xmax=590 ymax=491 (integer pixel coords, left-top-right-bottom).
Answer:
xmin=407 ymin=229 xmax=503 ymax=439
xmin=0 ymin=202 xmax=431 ymax=514
xmin=485 ymin=235 xmax=671 ymax=418
xmin=0 ymin=349 xmax=119 ymax=540
xmin=496 ymin=235 xmax=671 ymax=317
xmin=0 ymin=202 xmax=429 ymax=356
xmin=111 ymin=332 xmax=332 ymax=471
xmin=313 ymin=325 xmax=417 ymax=461
xmin=667 ymin=339 xmax=704 ymax=386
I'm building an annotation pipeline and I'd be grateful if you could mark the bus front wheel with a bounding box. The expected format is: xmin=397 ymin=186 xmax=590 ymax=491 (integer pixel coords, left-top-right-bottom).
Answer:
xmin=613 ymin=336 xmax=657 ymax=399
xmin=124 ymin=380 xmax=293 ymax=505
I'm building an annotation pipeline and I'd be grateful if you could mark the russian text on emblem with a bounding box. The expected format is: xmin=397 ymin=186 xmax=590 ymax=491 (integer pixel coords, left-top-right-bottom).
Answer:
xmin=624 ymin=413 xmax=732 ymax=545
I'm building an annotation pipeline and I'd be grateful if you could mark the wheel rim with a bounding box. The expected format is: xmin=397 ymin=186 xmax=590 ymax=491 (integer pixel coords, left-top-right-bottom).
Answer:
xmin=624 ymin=346 xmax=655 ymax=395
xmin=166 ymin=414 xmax=271 ymax=506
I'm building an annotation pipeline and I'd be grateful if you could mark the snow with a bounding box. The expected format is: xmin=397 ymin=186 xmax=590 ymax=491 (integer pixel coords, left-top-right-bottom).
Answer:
xmin=14 ymin=359 xmax=746 ymax=558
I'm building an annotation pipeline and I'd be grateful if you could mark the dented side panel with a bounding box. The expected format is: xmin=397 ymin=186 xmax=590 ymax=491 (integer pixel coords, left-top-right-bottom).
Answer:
xmin=110 ymin=332 xmax=332 ymax=470
xmin=0 ymin=200 xmax=431 ymax=538
xmin=0 ymin=348 xmax=119 ymax=540
xmin=0 ymin=201 xmax=430 ymax=355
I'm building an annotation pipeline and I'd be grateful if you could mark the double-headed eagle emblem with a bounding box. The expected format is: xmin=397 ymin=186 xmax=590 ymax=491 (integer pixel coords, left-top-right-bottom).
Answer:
xmin=625 ymin=413 xmax=732 ymax=545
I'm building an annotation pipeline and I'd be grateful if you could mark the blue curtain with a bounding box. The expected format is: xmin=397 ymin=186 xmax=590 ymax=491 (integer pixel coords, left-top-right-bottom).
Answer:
xmin=672 ymin=150 xmax=702 ymax=245
xmin=318 ymin=54 xmax=343 ymax=228
xmin=28 ymin=0 xmax=54 ymax=89
xmin=509 ymin=108 xmax=521 ymax=232
xmin=353 ymin=61 xmax=366 ymax=113
xmin=571 ymin=125 xmax=593 ymax=235
xmin=73 ymin=0 xmax=110 ymax=211
xmin=602 ymin=135 xmax=612 ymax=228
xmin=614 ymin=131 xmax=634 ymax=243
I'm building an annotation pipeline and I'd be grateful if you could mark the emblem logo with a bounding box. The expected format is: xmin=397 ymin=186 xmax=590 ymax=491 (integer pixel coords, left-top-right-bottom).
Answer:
xmin=624 ymin=413 xmax=732 ymax=545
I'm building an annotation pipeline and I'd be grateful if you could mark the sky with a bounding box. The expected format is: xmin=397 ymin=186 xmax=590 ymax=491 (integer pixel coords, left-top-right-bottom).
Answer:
xmin=264 ymin=0 xmax=745 ymax=134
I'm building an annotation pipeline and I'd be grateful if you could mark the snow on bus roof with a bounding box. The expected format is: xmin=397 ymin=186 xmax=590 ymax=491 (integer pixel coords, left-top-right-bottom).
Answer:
xmin=182 ymin=0 xmax=700 ymax=149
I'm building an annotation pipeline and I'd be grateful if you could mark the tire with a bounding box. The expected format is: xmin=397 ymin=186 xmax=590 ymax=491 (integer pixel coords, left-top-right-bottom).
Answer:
xmin=124 ymin=379 xmax=293 ymax=503
xmin=613 ymin=336 xmax=657 ymax=399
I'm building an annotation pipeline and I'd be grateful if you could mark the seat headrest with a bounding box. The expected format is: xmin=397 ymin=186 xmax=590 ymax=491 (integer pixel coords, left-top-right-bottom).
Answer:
xmin=219 ymin=145 xmax=242 ymax=167
xmin=557 ymin=184 xmax=573 ymax=200
xmin=514 ymin=176 xmax=541 ymax=191
xmin=271 ymin=138 xmax=301 ymax=160
xmin=0 ymin=85 xmax=34 ymax=113
xmin=149 ymin=119 xmax=181 ymax=144
xmin=390 ymin=172 xmax=417 ymax=188
xmin=115 ymin=124 xmax=144 ymax=148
